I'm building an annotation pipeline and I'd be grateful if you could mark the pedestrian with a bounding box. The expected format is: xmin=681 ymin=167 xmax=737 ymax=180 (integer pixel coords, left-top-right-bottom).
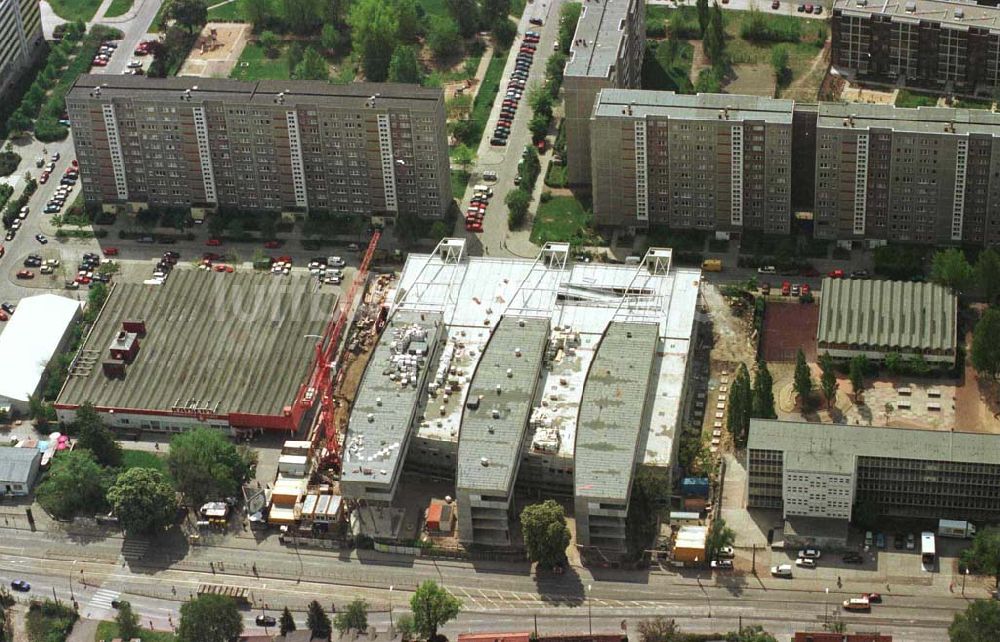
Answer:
xmin=154 ymin=442 xmax=159 ymax=450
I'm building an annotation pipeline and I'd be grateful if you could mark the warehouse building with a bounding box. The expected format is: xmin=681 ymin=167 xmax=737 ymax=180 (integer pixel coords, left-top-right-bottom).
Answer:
xmin=66 ymin=76 xmax=452 ymax=222
xmin=747 ymin=419 xmax=1000 ymax=531
xmin=56 ymin=271 xmax=336 ymax=434
xmin=0 ymin=447 xmax=42 ymax=497
xmin=816 ymin=278 xmax=957 ymax=365
xmin=0 ymin=294 xmax=81 ymax=416
xmin=0 ymin=0 xmax=43 ymax=100
xmin=339 ymin=239 xmax=701 ymax=556
xmin=564 ymin=0 xmax=645 ymax=185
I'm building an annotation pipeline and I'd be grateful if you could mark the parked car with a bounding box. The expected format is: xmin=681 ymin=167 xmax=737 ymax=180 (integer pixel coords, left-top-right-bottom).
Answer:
xmin=828 ymin=268 xmax=845 ymax=278
xmin=1 ymin=303 xmax=15 ymax=315
xmin=16 ymin=270 xmax=34 ymax=279
xmin=35 ymin=234 xmax=48 ymax=244
xmin=842 ymin=552 xmax=864 ymax=564
xmin=795 ymin=557 xmax=816 ymax=568
xmin=781 ymin=281 xmax=791 ymax=296
xmin=757 ymin=265 xmax=776 ymax=274
xmin=800 ymin=283 xmax=811 ymax=297
xmin=10 ymin=580 xmax=30 ymax=592
xmin=529 ymin=17 xmax=544 ymax=25
xmin=103 ymin=247 xmax=119 ymax=256
xmin=256 ymin=615 xmax=277 ymax=627
xmin=798 ymin=548 xmax=822 ymax=559
xmin=770 ymin=564 xmax=793 ymax=578
xmin=711 ymin=560 xmax=733 ymax=570
xmin=717 ymin=546 xmax=735 ymax=558
xmin=906 ymin=533 xmax=916 ymax=550
xmin=206 ymin=238 xmax=222 ymax=246
xmin=894 ymin=533 xmax=905 ymax=549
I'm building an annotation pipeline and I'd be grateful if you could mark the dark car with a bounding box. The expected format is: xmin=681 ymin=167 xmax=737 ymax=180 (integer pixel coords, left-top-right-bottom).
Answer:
xmin=491 ymin=137 xmax=507 ymax=146
xmin=851 ymin=269 xmax=869 ymax=279
xmin=529 ymin=17 xmax=543 ymax=25
xmin=256 ymin=615 xmax=277 ymax=627
xmin=893 ymin=533 xmax=905 ymax=549
xmin=842 ymin=552 xmax=864 ymax=564
xmin=1 ymin=303 xmax=14 ymax=314
xmin=10 ymin=580 xmax=30 ymax=592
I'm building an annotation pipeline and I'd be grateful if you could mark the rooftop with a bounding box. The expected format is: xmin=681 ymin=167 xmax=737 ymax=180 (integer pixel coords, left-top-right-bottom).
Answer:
xmin=57 ymin=271 xmax=333 ymax=417
xmin=834 ymin=0 xmax=1000 ymax=30
xmin=0 ymin=294 xmax=80 ymax=405
xmin=0 ymin=448 xmax=40 ymax=483
xmin=748 ymin=419 xmax=1000 ymax=465
xmin=816 ymin=278 xmax=956 ymax=353
xmin=456 ymin=316 xmax=550 ymax=494
xmin=593 ymin=90 xmax=795 ymax=123
xmin=341 ymin=311 xmax=444 ymax=486
xmin=817 ymin=101 xmax=1000 ymax=136
xmin=566 ymin=0 xmax=638 ymax=78
xmin=575 ymin=322 xmax=659 ymax=501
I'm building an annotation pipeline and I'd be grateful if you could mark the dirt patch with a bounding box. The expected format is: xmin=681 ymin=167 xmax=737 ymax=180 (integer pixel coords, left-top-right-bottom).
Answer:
xmin=689 ymin=40 xmax=709 ymax=85
xmin=179 ymin=22 xmax=252 ymax=78
xmin=725 ymin=63 xmax=775 ymax=97
xmin=781 ymin=42 xmax=829 ymax=102
xmin=761 ymin=300 xmax=818 ymax=363
xmin=702 ymin=284 xmax=757 ymax=365
xmin=840 ymin=83 xmax=897 ymax=105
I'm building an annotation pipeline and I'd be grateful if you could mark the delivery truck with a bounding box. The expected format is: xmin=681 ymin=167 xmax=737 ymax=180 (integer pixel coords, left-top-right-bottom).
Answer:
xmin=701 ymin=259 xmax=723 ymax=272
xmin=938 ymin=519 xmax=976 ymax=539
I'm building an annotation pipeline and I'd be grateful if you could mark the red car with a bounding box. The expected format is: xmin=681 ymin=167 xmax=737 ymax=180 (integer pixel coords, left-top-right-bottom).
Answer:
xmin=828 ymin=268 xmax=844 ymax=278
xmin=71 ymin=159 xmax=79 ymax=168
xmin=781 ymin=280 xmax=791 ymax=296
xmin=16 ymin=270 xmax=34 ymax=279
xmin=206 ymin=238 xmax=222 ymax=246
xmin=39 ymin=173 xmax=49 ymax=184
xmin=103 ymin=247 xmax=119 ymax=256
xmin=466 ymin=224 xmax=483 ymax=232
xmin=801 ymin=283 xmax=811 ymax=297
xmin=0 ymin=310 xmax=7 ymax=322
xmin=203 ymin=252 xmax=222 ymax=261
xmin=263 ymin=240 xmax=281 ymax=248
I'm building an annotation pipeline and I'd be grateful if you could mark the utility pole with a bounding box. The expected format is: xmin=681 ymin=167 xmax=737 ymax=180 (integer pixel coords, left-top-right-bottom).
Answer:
xmin=389 ymin=585 xmax=394 ymax=631
xmin=587 ymin=584 xmax=592 ymax=636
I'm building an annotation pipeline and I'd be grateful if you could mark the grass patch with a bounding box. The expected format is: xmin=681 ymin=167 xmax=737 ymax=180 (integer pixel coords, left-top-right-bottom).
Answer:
xmin=47 ymin=0 xmax=102 ymax=21
xmin=26 ymin=600 xmax=78 ymax=642
xmin=149 ymin=0 xmax=173 ymax=32
xmin=104 ymin=0 xmax=134 ymax=18
xmin=895 ymin=89 xmax=939 ymax=108
xmin=96 ymin=621 xmax=178 ymax=642
xmin=641 ymin=39 xmax=693 ymax=92
xmin=208 ymin=0 xmax=250 ymax=20
xmin=230 ymin=41 xmax=351 ymax=82
xmin=954 ymin=96 xmax=995 ymax=110
xmin=544 ymin=163 xmax=567 ymax=188
xmin=121 ymin=450 xmax=168 ymax=473
xmin=451 ymin=169 xmax=471 ymax=199
xmin=530 ymin=195 xmax=603 ymax=246
xmin=467 ymin=52 xmax=506 ymax=148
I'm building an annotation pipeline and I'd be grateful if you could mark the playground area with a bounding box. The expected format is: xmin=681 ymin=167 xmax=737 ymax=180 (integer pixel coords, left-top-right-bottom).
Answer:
xmin=178 ymin=22 xmax=252 ymax=78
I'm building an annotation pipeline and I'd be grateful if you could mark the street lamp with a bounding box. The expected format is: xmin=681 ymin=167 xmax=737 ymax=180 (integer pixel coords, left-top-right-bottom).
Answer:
xmin=587 ymin=584 xmax=592 ymax=636
xmin=389 ymin=585 xmax=394 ymax=631
xmin=963 ymin=569 xmax=969 ymax=596
xmin=824 ymin=587 xmax=829 ymax=623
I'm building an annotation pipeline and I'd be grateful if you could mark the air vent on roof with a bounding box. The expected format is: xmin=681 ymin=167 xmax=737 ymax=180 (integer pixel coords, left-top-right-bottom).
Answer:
xmin=481 ymin=457 xmax=490 ymax=467
xmin=904 ymin=1 xmax=916 ymax=11
xmin=954 ymin=8 xmax=964 ymax=18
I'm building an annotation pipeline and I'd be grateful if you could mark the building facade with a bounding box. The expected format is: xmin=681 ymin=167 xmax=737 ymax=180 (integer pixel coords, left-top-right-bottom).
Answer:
xmin=831 ymin=0 xmax=1000 ymax=95
xmin=0 ymin=0 xmax=43 ymax=98
xmin=66 ymin=76 xmax=452 ymax=221
xmin=563 ymin=0 xmax=645 ymax=185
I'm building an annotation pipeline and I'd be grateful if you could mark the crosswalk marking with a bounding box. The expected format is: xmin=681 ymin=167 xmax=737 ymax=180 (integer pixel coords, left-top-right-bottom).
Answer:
xmin=88 ymin=588 xmax=119 ymax=610
xmin=120 ymin=539 xmax=149 ymax=561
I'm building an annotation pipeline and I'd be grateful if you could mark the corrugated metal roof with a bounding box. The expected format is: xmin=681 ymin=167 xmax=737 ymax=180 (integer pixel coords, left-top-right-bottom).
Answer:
xmin=816 ymin=278 xmax=956 ymax=353
xmin=0 ymin=448 xmax=40 ymax=483
xmin=574 ymin=322 xmax=659 ymax=500
xmin=456 ymin=316 xmax=550 ymax=494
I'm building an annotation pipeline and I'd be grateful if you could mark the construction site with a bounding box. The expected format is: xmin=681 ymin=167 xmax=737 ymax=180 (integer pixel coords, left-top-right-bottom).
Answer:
xmin=263 ymin=238 xmax=703 ymax=561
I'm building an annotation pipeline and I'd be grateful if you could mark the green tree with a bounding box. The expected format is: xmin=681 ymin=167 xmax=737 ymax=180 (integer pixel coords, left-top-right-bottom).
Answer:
xmin=960 ymin=529 xmax=1000 ymax=587
xmin=395 ymin=614 xmax=417 ymax=642
xmin=506 ymin=188 xmax=530 ymax=228
xmin=482 ymin=0 xmax=512 ymax=25
xmin=770 ymin=45 xmax=789 ymax=84
xmin=287 ymin=41 xmax=305 ymax=75
xmin=294 ymin=46 xmax=329 ymax=80
xmin=349 ymin=0 xmax=398 ymax=81
xmin=492 ymin=18 xmax=517 ymax=50
xmin=334 ymin=598 xmax=369 ymax=635
xmin=819 ymin=351 xmax=838 ymax=409
xmin=430 ymin=221 xmax=450 ymax=240
xmin=546 ymin=51 xmax=567 ymax=85
xmin=283 ymin=0 xmax=324 ymax=34
xmin=725 ymin=626 xmax=778 ymax=642
xmin=321 ymin=23 xmax=348 ymax=52
xmin=115 ymin=601 xmax=141 ymax=640
xmin=107 ymin=468 xmax=178 ymax=535
xmin=428 ymin=16 xmax=463 ymax=60
xmin=751 ymin=360 xmax=776 ymax=419
xmin=6 ymin=111 xmax=32 ymax=136
xmin=793 ymin=348 xmax=813 ymax=407
xmin=637 ymin=616 xmax=680 ymax=642
xmin=931 ymin=248 xmax=973 ymax=292
xmin=696 ymin=0 xmax=710 ymax=36
xmin=446 ymin=0 xmax=480 ymax=37
xmin=973 ymin=308 xmax=1000 ymax=379
xmin=170 ymin=0 xmax=208 ymax=33
xmin=706 ymin=517 xmax=736 ymax=562
xmin=949 ymin=599 xmax=1000 ymax=642
xmin=452 ymin=144 xmax=474 ymax=171
xmin=529 ymin=112 xmax=550 ymax=143
xmin=178 ymin=594 xmax=243 ymax=642
xmin=396 ymin=0 xmax=421 ymax=42
xmin=245 ymin=0 xmax=272 ymax=27
xmin=259 ymin=30 xmax=279 ymax=58
xmin=388 ymin=46 xmax=423 ymax=84
xmin=307 ymin=600 xmax=332 ymax=640
xmin=74 ymin=402 xmax=122 ymax=467
xmin=727 ymin=363 xmax=751 ymax=446
xmin=704 ymin=2 xmax=726 ymax=65
xmin=520 ymin=500 xmax=570 ymax=569
xmin=884 ymin=351 xmax=903 ymax=374
xmin=410 ymin=581 xmax=461 ymax=640
xmin=280 ymin=607 xmax=296 ymax=635
xmin=975 ymin=249 xmax=1000 ymax=304
xmin=848 ymin=354 xmax=868 ymax=399
xmin=167 ymin=427 xmax=250 ymax=504
xmin=36 ymin=450 xmax=110 ymax=519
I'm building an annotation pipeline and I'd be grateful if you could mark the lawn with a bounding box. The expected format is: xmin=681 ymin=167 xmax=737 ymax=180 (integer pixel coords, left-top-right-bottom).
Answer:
xmin=544 ymin=163 xmax=567 ymax=188
xmin=96 ymin=621 xmax=177 ymax=642
xmin=148 ymin=0 xmax=173 ymax=32
xmin=953 ymin=96 xmax=995 ymax=110
xmin=466 ymin=52 xmax=506 ymax=148
xmin=26 ymin=600 xmax=78 ymax=642
xmin=451 ymin=169 xmax=471 ymax=199
xmin=121 ymin=449 xmax=168 ymax=473
xmin=895 ymin=89 xmax=939 ymax=108
xmin=104 ymin=0 xmax=134 ymax=18
xmin=208 ymin=0 xmax=251 ymax=20
xmin=47 ymin=0 xmax=102 ymax=21
xmin=230 ymin=41 xmax=353 ymax=82
xmin=530 ymin=195 xmax=604 ymax=246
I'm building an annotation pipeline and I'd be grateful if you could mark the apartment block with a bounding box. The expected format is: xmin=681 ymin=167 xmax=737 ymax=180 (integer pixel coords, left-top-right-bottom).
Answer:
xmin=831 ymin=0 xmax=1000 ymax=95
xmin=813 ymin=103 xmax=1000 ymax=245
xmin=590 ymin=90 xmax=794 ymax=234
xmin=0 ymin=0 xmax=43 ymax=98
xmin=66 ymin=76 xmax=452 ymax=221
xmin=563 ymin=0 xmax=645 ymax=185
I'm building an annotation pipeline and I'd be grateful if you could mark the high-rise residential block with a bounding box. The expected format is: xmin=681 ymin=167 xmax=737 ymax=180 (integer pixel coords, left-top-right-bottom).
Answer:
xmin=563 ymin=0 xmax=645 ymax=185
xmin=0 ymin=0 xmax=43 ymax=97
xmin=66 ymin=76 xmax=452 ymax=221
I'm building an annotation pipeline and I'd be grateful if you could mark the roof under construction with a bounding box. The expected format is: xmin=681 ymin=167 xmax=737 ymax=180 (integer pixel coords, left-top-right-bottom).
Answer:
xmin=816 ymin=277 xmax=956 ymax=355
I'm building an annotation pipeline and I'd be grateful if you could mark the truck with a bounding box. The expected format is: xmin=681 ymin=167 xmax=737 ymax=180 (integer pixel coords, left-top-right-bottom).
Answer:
xmin=938 ymin=519 xmax=976 ymax=539
xmin=701 ymin=259 xmax=723 ymax=272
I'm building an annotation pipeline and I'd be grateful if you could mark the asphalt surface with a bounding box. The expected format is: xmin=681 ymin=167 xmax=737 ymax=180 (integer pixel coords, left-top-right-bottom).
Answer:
xmin=649 ymin=0 xmax=831 ymax=20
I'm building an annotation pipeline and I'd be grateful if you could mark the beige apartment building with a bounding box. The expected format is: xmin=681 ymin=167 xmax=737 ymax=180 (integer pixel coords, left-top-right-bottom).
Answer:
xmin=66 ymin=76 xmax=452 ymax=221
xmin=0 ymin=0 xmax=43 ymax=98
xmin=590 ymin=90 xmax=794 ymax=235
xmin=563 ymin=0 xmax=645 ymax=185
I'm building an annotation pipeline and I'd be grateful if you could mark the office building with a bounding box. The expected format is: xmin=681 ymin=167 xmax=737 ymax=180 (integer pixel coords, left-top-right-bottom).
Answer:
xmin=0 ymin=0 xmax=43 ymax=98
xmin=831 ymin=0 xmax=1000 ymax=94
xmin=747 ymin=419 xmax=1000 ymax=526
xmin=65 ymin=76 xmax=452 ymax=222
xmin=590 ymin=90 xmax=794 ymax=234
xmin=564 ymin=0 xmax=645 ymax=185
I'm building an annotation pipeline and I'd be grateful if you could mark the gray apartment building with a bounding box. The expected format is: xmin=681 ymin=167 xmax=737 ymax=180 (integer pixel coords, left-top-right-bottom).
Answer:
xmin=747 ymin=419 xmax=1000 ymax=525
xmin=66 ymin=76 xmax=452 ymax=222
xmin=589 ymin=90 xmax=794 ymax=235
xmin=0 ymin=0 xmax=43 ymax=98
xmin=831 ymin=0 xmax=1000 ymax=95
xmin=564 ymin=0 xmax=645 ymax=185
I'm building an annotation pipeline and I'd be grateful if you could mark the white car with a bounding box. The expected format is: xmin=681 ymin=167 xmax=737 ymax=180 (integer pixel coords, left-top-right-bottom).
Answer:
xmin=770 ymin=564 xmax=793 ymax=578
xmin=798 ymin=548 xmax=822 ymax=559
xmin=795 ymin=557 xmax=816 ymax=568
xmin=127 ymin=60 xmax=143 ymax=68
xmin=710 ymin=559 xmax=733 ymax=570
xmin=327 ymin=256 xmax=346 ymax=268
xmin=717 ymin=546 xmax=735 ymax=559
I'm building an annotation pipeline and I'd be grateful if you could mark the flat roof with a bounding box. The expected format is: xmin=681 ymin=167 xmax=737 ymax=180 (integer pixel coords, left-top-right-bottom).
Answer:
xmin=456 ymin=316 xmax=550 ymax=494
xmin=57 ymin=271 xmax=333 ymax=417
xmin=0 ymin=294 xmax=79 ymax=404
xmin=748 ymin=419 xmax=1000 ymax=465
xmin=817 ymin=102 xmax=1000 ymax=136
xmin=566 ymin=0 xmax=638 ymax=78
xmin=0 ymin=448 xmax=40 ymax=483
xmin=575 ymin=322 xmax=659 ymax=501
xmin=834 ymin=0 xmax=1000 ymax=31
xmin=342 ymin=311 xmax=444 ymax=485
xmin=817 ymin=278 xmax=956 ymax=353
xmin=594 ymin=90 xmax=795 ymax=124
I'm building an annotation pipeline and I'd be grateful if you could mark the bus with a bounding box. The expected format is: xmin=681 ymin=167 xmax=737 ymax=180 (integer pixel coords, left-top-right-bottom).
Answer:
xmin=921 ymin=531 xmax=936 ymax=570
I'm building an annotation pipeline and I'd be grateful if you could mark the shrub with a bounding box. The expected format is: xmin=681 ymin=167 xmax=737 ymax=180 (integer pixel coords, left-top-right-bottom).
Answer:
xmin=740 ymin=10 xmax=802 ymax=43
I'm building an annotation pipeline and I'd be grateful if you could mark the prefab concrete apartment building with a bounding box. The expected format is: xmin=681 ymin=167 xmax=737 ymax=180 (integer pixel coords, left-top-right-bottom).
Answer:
xmin=0 ymin=0 xmax=43 ymax=97
xmin=66 ymin=76 xmax=452 ymax=222
xmin=564 ymin=0 xmax=645 ymax=185
xmin=831 ymin=0 xmax=1000 ymax=95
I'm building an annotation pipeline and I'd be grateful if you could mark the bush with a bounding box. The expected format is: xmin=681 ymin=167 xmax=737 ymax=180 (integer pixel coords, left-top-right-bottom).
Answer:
xmin=740 ymin=9 xmax=802 ymax=43
xmin=0 ymin=151 xmax=20 ymax=177
xmin=668 ymin=8 xmax=701 ymax=39
xmin=34 ymin=118 xmax=69 ymax=142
